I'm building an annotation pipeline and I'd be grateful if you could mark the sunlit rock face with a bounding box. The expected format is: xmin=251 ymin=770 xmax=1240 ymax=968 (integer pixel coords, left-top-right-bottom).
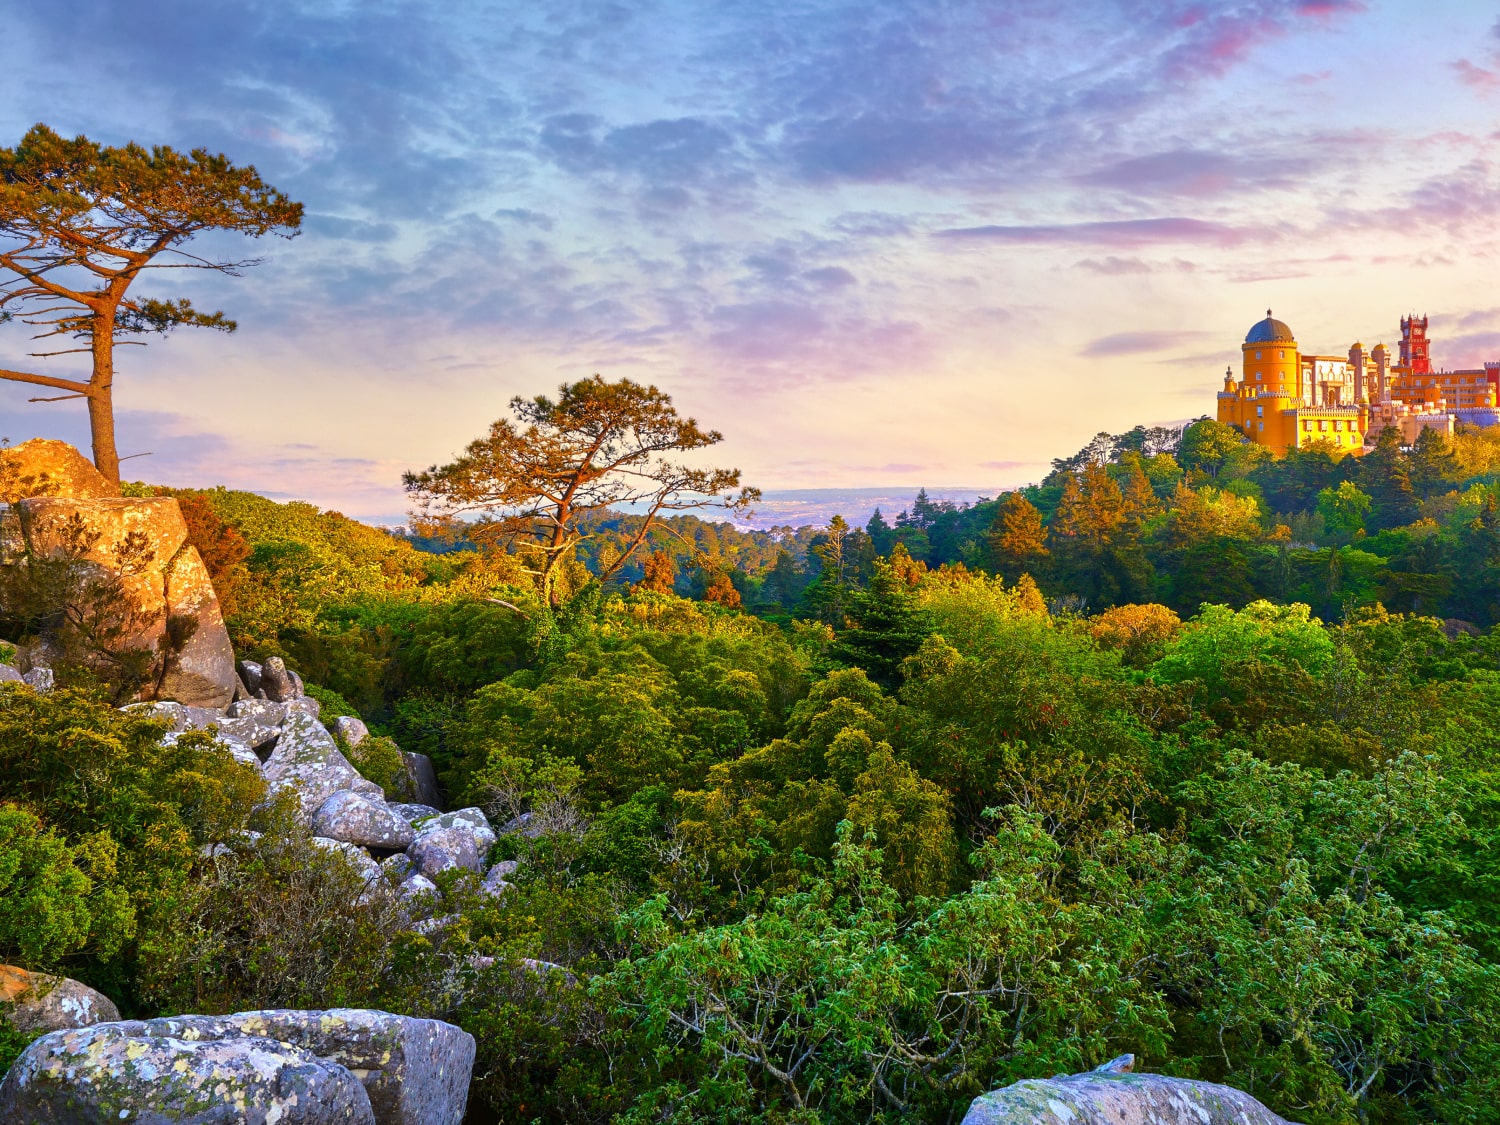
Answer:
xmin=0 ymin=440 xmax=240 ymax=708
xmin=0 ymin=438 xmax=116 ymax=502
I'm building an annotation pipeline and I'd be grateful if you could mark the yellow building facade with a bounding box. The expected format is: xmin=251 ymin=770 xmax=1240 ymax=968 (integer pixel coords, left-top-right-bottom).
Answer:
xmin=1216 ymin=311 xmax=1500 ymax=454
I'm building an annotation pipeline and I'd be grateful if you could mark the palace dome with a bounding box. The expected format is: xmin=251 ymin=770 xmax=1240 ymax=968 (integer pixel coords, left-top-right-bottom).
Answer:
xmin=1245 ymin=310 xmax=1294 ymax=344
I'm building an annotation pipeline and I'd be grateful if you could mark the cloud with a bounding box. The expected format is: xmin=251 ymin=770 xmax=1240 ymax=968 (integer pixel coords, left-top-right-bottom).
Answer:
xmin=937 ymin=218 xmax=1251 ymax=248
xmin=1082 ymin=331 xmax=1214 ymax=357
xmin=1074 ymin=256 xmax=1198 ymax=274
xmin=1077 ymin=149 xmax=1308 ymax=197
xmin=1453 ymin=59 xmax=1500 ymax=92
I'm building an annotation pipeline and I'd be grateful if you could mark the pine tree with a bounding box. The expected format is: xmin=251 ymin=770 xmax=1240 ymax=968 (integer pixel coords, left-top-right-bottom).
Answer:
xmin=1358 ymin=427 xmax=1420 ymax=531
xmin=1410 ymin=427 xmax=1459 ymax=500
xmin=831 ymin=559 xmax=931 ymax=689
xmin=1119 ymin=453 xmax=1161 ymax=529
xmin=1051 ymin=472 xmax=1084 ymax=539
xmin=987 ymin=492 xmax=1048 ymax=581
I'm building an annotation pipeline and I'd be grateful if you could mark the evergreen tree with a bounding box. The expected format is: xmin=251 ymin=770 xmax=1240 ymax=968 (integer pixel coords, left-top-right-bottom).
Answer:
xmin=766 ymin=549 xmax=802 ymax=608
xmin=831 ymin=558 xmax=931 ymax=689
xmin=1358 ymin=427 xmax=1420 ymax=531
xmin=986 ymin=492 xmax=1048 ymax=581
xmin=1410 ymin=427 xmax=1460 ymax=500
xmin=865 ymin=509 xmax=895 ymax=555
xmin=1118 ymin=452 xmax=1161 ymax=530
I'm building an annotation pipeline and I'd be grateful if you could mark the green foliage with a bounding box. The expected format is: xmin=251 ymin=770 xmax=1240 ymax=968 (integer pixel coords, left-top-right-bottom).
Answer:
xmin=0 ymin=803 xmax=118 ymax=969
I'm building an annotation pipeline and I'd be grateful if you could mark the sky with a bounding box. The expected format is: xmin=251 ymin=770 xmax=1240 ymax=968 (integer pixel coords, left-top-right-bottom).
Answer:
xmin=4 ymin=0 xmax=1500 ymax=524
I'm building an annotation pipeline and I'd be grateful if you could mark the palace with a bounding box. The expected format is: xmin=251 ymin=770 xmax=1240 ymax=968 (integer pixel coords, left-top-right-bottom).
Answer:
xmin=1216 ymin=310 xmax=1500 ymax=454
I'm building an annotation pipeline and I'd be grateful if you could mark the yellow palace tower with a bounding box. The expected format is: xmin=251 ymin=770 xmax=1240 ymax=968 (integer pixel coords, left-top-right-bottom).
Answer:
xmin=1218 ymin=310 xmax=1370 ymax=454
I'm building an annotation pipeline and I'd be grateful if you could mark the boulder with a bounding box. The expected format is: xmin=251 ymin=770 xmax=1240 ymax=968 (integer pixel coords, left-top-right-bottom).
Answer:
xmin=10 ymin=492 xmax=238 ymax=707
xmin=261 ymin=655 xmax=299 ymax=703
xmin=311 ymin=837 xmax=384 ymax=886
xmin=381 ymin=853 xmax=414 ymax=882
xmin=398 ymin=874 xmax=440 ymax=910
xmin=17 ymin=497 xmax=187 ymax=660
xmin=0 ymin=1021 xmax=375 ymax=1124
xmin=264 ymin=712 xmax=382 ymax=819
xmin=159 ymin=545 xmax=238 ymax=708
xmin=313 ymin=791 xmax=417 ymax=850
xmin=162 ymin=729 xmax=262 ymax=770
xmin=0 ymin=965 xmax=119 ymax=1034
xmin=0 ymin=662 xmax=25 ymax=684
xmin=390 ymin=802 xmax=441 ymax=823
xmin=487 ymin=859 xmax=520 ymax=881
xmin=960 ymin=1057 xmax=1295 ymax=1125
xmin=407 ymin=827 xmax=482 ymax=880
xmin=22 ymin=666 xmax=53 ymax=692
xmin=135 ymin=1009 xmax=475 ymax=1125
xmin=239 ymin=658 xmax=264 ymax=694
xmin=229 ymin=697 xmax=290 ymax=724
xmin=422 ymin=807 xmax=496 ymax=856
xmin=399 ymin=751 xmax=443 ymax=808
xmin=480 ymin=866 xmax=513 ymax=899
xmin=335 ymin=715 xmax=370 ymax=748
xmin=0 ymin=438 xmax=115 ymax=501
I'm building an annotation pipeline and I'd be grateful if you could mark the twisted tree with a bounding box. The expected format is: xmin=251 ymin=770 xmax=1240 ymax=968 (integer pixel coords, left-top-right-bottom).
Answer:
xmin=0 ymin=124 xmax=302 ymax=483
xmin=405 ymin=375 xmax=758 ymax=605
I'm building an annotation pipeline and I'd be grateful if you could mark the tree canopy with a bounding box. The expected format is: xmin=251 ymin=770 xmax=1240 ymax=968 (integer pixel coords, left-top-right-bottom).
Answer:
xmin=404 ymin=375 xmax=758 ymax=605
xmin=0 ymin=124 xmax=302 ymax=482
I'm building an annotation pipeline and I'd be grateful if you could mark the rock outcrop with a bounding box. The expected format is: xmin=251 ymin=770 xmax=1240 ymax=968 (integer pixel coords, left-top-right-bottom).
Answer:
xmin=0 ymin=463 xmax=238 ymax=707
xmin=313 ymin=791 xmax=418 ymax=850
xmin=0 ymin=1009 xmax=475 ymax=1125
xmin=960 ymin=1056 xmax=1296 ymax=1125
xmin=264 ymin=711 xmax=383 ymax=819
xmin=0 ymin=438 xmax=115 ymax=502
xmin=0 ymin=1021 xmax=376 ymax=1124
xmin=0 ymin=965 xmax=119 ymax=1034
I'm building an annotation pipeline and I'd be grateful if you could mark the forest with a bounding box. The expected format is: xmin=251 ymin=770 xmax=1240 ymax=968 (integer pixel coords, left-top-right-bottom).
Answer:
xmin=5 ymin=409 xmax=1500 ymax=1124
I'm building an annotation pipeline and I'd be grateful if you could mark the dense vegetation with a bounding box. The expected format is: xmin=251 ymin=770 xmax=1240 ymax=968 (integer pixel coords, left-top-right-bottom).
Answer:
xmin=5 ymin=417 xmax=1500 ymax=1123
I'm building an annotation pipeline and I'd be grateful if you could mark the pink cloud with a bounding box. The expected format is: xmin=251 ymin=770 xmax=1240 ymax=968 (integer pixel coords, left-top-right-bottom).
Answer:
xmin=1453 ymin=59 xmax=1500 ymax=92
xmin=938 ymin=217 xmax=1253 ymax=249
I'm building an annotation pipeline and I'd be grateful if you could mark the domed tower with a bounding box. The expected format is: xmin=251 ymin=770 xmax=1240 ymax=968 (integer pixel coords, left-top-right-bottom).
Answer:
xmin=1242 ymin=310 xmax=1300 ymax=446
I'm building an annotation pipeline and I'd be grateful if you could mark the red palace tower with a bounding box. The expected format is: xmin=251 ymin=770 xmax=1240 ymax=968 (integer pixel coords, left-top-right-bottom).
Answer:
xmin=1400 ymin=314 xmax=1431 ymax=374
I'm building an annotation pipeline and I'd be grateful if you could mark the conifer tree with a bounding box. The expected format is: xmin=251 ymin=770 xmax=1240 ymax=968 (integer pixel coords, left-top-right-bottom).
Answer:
xmin=1409 ymin=427 xmax=1459 ymax=500
xmin=1358 ymin=427 xmax=1419 ymax=531
xmin=1119 ymin=453 xmax=1161 ymax=529
xmin=0 ymin=125 xmax=303 ymax=483
xmin=831 ymin=557 xmax=931 ymax=689
xmin=987 ymin=492 xmax=1048 ymax=581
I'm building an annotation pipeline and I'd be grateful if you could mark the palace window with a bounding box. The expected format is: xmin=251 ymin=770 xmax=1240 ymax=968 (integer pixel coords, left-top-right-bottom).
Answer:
xmin=1256 ymin=351 xmax=1262 ymax=360
xmin=1318 ymin=419 xmax=1326 ymax=431
xmin=1256 ymin=405 xmax=1263 ymax=417
xmin=1256 ymin=371 xmax=1262 ymax=381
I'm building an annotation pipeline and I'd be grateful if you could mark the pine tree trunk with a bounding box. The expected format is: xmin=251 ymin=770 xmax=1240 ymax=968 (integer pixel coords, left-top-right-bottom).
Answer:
xmin=89 ymin=323 xmax=120 ymax=486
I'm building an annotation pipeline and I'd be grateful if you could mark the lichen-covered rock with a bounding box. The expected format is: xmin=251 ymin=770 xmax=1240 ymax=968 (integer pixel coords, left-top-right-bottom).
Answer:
xmin=137 ymin=1009 xmax=475 ymax=1125
xmin=421 ymin=807 xmax=496 ymax=856
xmin=399 ymin=751 xmax=443 ymax=808
xmin=407 ymin=827 xmax=482 ymax=879
xmin=960 ymin=1064 xmax=1296 ymax=1125
xmin=0 ymin=965 xmax=119 ymax=1034
xmin=334 ymin=715 xmax=370 ymax=747
xmin=260 ymin=655 xmax=299 ymax=703
xmin=480 ymin=866 xmax=513 ymax=898
xmin=264 ymin=711 xmax=381 ymax=819
xmin=311 ymin=837 xmax=384 ymax=886
xmin=313 ymin=791 xmax=417 ymax=850
xmin=228 ymin=697 xmax=289 ymax=724
xmin=0 ymin=1021 xmax=376 ymax=1124
xmin=0 ymin=438 xmax=115 ymax=501
xmin=22 ymin=666 xmax=54 ymax=692
xmin=0 ymin=663 xmax=22 ymax=683
xmin=9 ymin=486 xmax=239 ymax=709
xmin=390 ymin=802 xmax=441 ymax=823
xmin=159 ymin=545 xmax=238 ymax=708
